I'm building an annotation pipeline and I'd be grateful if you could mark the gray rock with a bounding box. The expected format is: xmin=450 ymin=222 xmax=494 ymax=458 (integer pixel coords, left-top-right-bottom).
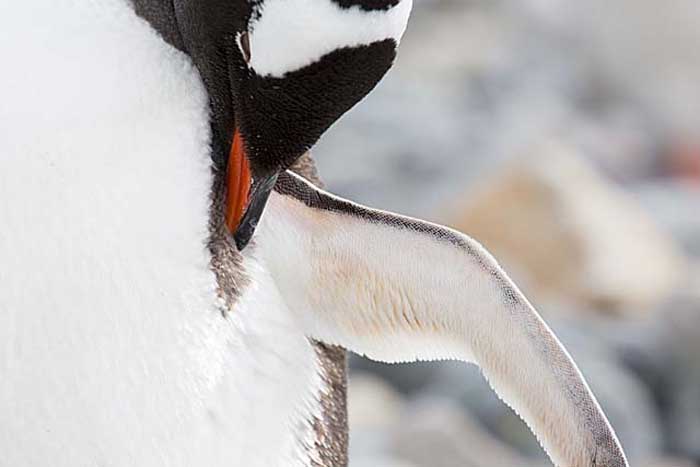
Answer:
xmin=350 ymin=357 xmax=442 ymax=396
xmin=351 ymin=456 xmax=418 ymax=467
xmin=633 ymin=182 xmax=700 ymax=258
xmin=391 ymin=396 xmax=538 ymax=467
xmin=348 ymin=372 xmax=405 ymax=460
xmin=652 ymin=299 xmax=700 ymax=462
xmin=636 ymin=457 xmax=696 ymax=467
xmin=447 ymin=146 xmax=685 ymax=314
xmin=426 ymin=362 xmax=547 ymax=460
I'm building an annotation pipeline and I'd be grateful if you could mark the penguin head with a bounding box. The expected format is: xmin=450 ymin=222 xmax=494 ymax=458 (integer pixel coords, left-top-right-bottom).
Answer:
xmin=232 ymin=0 xmax=412 ymax=172
xmin=162 ymin=0 xmax=412 ymax=249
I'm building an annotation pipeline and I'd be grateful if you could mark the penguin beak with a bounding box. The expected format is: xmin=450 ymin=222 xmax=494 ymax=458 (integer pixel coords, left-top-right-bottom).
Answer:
xmin=233 ymin=171 xmax=279 ymax=251
xmin=225 ymin=129 xmax=279 ymax=251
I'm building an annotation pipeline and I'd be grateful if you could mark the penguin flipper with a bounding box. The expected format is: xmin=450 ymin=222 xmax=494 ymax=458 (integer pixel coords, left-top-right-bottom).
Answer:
xmin=257 ymin=170 xmax=628 ymax=467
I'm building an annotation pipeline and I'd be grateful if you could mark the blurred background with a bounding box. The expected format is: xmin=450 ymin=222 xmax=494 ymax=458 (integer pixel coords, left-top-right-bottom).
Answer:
xmin=315 ymin=1 xmax=700 ymax=466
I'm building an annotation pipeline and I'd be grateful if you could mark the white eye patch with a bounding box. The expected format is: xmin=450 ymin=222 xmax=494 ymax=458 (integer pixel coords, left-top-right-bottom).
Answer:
xmin=247 ymin=0 xmax=413 ymax=78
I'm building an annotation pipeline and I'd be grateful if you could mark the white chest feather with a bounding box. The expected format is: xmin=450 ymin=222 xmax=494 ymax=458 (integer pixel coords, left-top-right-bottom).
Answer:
xmin=0 ymin=1 xmax=319 ymax=466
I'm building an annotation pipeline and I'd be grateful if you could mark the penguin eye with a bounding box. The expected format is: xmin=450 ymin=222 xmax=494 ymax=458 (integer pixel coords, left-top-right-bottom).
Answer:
xmin=238 ymin=32 xmax=252 ymax=64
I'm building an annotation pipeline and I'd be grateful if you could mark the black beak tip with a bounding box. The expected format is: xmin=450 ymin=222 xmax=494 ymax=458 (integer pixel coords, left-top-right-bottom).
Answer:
xmin=233 ymin=221 xmax=255 ymax=251
xmin=232 ymin=172 xmax=280 ymax=252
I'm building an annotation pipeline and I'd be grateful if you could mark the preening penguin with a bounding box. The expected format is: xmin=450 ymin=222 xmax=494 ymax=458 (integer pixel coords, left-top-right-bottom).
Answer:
xmin=134 ymin=0 xmax=413 ymax=249
xmin=0 ymin=0 xmax=628 ymax=466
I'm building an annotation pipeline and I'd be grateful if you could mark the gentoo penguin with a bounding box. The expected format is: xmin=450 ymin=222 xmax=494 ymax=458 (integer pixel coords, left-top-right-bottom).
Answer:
xmin=0 ymin=2 xmax=628 ymax=467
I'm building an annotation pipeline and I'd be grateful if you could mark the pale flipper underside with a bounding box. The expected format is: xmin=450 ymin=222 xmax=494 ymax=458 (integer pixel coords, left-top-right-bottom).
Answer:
xmin=254 ymin=171 xmax=629 ymax=467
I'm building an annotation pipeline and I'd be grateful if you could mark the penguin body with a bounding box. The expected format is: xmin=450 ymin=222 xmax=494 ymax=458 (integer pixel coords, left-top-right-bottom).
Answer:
xmin=0 ymin=2 xmax=322 ymax=465
xmin=0 ymin=1 xmax=629 ymax=466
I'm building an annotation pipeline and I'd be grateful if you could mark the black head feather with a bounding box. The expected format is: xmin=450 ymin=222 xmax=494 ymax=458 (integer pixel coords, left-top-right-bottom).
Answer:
xmin=133 ymin=0 xmax=409 ymax=175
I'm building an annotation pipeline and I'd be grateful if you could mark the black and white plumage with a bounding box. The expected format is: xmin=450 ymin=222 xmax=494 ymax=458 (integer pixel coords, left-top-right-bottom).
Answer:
xmin=0 ymin=1 xmax=628 ymax=466
xmin=134 ymin=0 xmax=410 ymax=249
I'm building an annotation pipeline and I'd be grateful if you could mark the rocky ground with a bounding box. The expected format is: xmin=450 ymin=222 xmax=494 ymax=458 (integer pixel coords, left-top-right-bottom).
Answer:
xmin=315 ymin=1 xmax=700 ymax=466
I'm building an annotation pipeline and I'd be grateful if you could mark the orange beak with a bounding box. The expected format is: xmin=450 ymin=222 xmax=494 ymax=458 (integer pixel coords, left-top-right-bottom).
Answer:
xmin=225 ymin=129 xmax=252 ymax=233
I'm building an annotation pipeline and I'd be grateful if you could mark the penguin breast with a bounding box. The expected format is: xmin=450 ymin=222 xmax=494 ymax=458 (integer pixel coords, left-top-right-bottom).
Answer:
xmin=0 ymin=1 xmax=321 ymax=466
